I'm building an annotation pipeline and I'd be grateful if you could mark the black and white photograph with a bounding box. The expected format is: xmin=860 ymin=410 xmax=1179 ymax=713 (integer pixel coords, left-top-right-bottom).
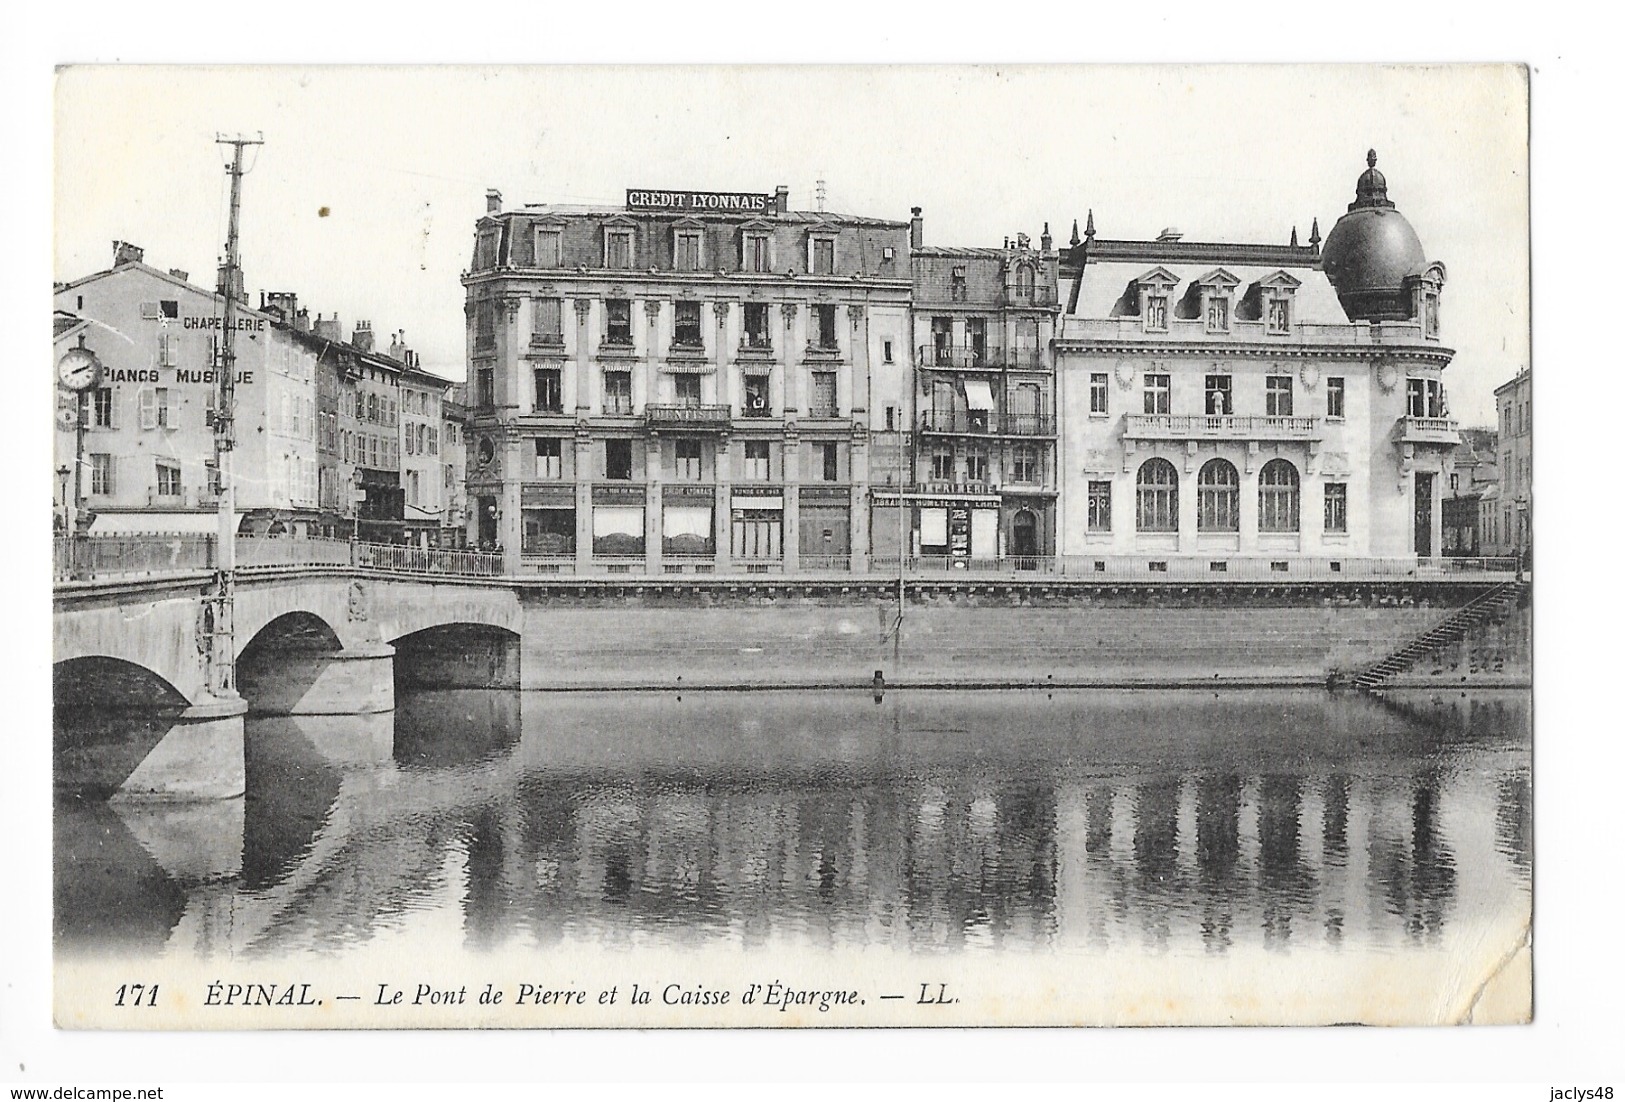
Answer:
xmin=41 ymin=62 xmax=1538 ymax=1038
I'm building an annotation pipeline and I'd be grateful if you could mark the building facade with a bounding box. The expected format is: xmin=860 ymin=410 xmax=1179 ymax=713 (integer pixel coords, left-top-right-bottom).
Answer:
xmin=461 ymin=186 xmax=912 ymax=574
xmin=895 ymin=221 xmax=1061 ymax=565
xmin=1442 ymin=426 xmax=1498 ymax=556
xmin=398 ymin=349 xmax=451 ymax=548
xmin=53 ymin=245 xmax=322 ymax=536
xmin=1054 ymin=152 xmax=1457 ymax=563
xmin=1488 ymin=369 xmax=1531 ymax=560
xmin=441 ymin=392 xmax=469 ymax=547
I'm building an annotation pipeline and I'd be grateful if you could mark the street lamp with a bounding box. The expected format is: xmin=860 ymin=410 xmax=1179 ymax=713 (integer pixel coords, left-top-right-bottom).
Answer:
xmin=55 ymin=465 xmax=71 ymax=534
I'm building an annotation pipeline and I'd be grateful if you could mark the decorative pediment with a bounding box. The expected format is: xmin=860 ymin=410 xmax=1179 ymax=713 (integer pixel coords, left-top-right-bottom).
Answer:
xmin=1413 ymin=261 xmax=1447 ymax=287
xmin=671 ymin=216 xmax=705 ymax=229
xmin=1134 ymin=266 xmax=1180 ymax=289
xmin=530 ymin=214 xmax=567 ymax=228
xmin=1257 ymin=270 xmax=1302 ymax=292
xmin=739 ymin=218 xmax=773 ymax=232
xmin=1194 ymin=267 xmax=1242 ymax=289
xmin=602 ymin=213 xmax=637 ymax=228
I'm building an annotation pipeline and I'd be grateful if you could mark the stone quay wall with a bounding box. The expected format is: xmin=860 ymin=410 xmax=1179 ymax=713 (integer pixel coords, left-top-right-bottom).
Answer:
xmin=510 ymin=581 xmax=1522 ymax=690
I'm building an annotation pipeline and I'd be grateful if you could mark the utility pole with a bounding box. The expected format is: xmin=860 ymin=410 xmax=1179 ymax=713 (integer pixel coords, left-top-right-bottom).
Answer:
xmin=205 ymin=132 xmax=262 ymax=700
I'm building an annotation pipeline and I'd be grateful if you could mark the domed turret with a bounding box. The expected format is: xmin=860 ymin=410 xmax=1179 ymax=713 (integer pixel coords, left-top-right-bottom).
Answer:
xmin=1321 ymin=150 xmax=1428 ymax=322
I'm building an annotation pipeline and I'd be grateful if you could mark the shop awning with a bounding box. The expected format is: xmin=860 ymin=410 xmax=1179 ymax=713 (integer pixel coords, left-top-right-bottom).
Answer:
xmin=662 ymin=505 xmax=713 ymax=538
xmin=89 ymin=511 xmax=243 ymax=535
xmin=964 ymin=380 xmax=996 ymax=411
xmin=592 ymin=505 xmax=644 ymax=537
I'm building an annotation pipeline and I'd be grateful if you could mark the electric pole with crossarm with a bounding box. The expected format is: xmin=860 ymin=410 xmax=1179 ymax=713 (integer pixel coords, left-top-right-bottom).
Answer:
xmin=203 ymin=132 xmax=262 ymax=700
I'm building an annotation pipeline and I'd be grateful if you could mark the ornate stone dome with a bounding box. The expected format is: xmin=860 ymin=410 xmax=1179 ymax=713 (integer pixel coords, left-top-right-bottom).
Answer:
xmin=1320 ymin=150 xmax=1427 ymax=321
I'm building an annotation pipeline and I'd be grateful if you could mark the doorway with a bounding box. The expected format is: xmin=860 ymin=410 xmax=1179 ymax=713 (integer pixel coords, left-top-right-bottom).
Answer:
xmin=477 ymin=495 xmax=498 ymax=549
xmin=1414 ymin=473 xmax=1434 ymax=557
xmin=1012 ymin=508 xmax=1039 ymax=564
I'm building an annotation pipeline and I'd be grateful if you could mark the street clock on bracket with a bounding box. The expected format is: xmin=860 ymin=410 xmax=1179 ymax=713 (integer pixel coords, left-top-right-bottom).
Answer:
xmin=56 ymin=347 xmax=104 ymax=392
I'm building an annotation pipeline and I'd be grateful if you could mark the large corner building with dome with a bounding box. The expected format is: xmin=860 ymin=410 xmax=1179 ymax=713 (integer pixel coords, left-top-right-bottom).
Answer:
xmin=1053 ymin=151 xmax=1457 ymax=563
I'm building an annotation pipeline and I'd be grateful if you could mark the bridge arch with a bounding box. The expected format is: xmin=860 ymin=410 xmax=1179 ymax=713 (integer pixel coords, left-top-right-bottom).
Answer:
xmin=391 ymin=622 xmax=522 ymax=691
xmin=54 ymin=656 xmax=192 ymax=796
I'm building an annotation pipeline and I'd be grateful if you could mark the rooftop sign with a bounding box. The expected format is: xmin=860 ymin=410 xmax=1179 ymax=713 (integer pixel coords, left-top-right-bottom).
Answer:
xmin=626 ymin=189 xmax=771 ymax=213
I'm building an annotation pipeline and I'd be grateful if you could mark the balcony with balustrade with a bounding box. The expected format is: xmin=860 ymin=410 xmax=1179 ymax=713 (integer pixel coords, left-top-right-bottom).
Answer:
xmin=919 ymin=410 xmax=1056 ymax=437
xmin=1123 ymin=413 xmax=1324 ymax=443
xmin=1397 ymin=415 xmax=1461 ymax=446
xmin=918 ymin=344 xmax=1004 ymax=371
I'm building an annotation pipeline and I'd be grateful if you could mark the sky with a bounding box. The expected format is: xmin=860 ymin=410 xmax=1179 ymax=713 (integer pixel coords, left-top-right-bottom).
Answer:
xmin=54 ymin=65 xmax=1528 ymax=425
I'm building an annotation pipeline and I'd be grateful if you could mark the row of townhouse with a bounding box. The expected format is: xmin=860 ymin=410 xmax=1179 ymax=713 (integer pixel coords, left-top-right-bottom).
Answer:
xmin=464 ymin=151 xmax=1473 ymax=575
xmin=53 ymin=244 xmax=468 ymax=546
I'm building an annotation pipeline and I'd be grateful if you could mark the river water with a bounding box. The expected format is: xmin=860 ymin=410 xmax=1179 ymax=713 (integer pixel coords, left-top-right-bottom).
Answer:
xmin=56 ymin=688 xmax=1530 ymax=967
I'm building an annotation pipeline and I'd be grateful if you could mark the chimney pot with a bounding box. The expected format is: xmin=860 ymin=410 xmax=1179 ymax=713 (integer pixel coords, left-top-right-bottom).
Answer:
xmin=909 ymin=207 xmax=923 ymax=250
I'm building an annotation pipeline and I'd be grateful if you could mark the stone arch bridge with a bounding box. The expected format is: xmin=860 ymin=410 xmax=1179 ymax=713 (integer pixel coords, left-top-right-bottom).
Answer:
xmin=54 ymin=568 xmax=524 ymax=801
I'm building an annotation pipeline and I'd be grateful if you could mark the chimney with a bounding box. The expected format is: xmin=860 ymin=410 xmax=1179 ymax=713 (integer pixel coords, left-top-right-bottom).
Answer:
xmin=294 ymin=307 xmax=311 ymax=333
xmin=1156 ymin=227 xmax=1183 ymax=243
xmin=112 ymin=241 xmax=144 ymax=267
xmin=263 ymin=291 xmax=298 ymax=324
xmin=486 ymin=188 xmax=502 ymax=214
xmin=313 ymin=313 xmax=344 ymax=342
xmin=909 ymin=207 xmax=923 ymax=250
xmin=775 ymin=185 xmax=790 ymax=214
xmin=168 ymin=268 xmax=190 ymax=282
xmin=352 ymin=320 xmax=375 ymax=353
xmin=388 ymin=329 xmax=407 ymax=361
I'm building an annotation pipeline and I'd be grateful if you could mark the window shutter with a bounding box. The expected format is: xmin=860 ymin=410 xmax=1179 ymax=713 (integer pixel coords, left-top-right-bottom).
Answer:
xmin=138 ymin=388 xmax=157 ymax=430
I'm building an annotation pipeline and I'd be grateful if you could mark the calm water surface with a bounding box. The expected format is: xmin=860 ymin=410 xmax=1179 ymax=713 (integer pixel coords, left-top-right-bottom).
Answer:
xmin=55 ymin=689 xmax=1531 ymax=960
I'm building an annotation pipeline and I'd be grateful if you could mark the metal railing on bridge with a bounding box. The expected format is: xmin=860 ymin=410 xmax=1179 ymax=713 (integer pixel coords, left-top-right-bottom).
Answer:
xmin=53 ymin=535 xmax=1520 ymax=585
xmin=54 ymin=535 xmax=501 ymax=582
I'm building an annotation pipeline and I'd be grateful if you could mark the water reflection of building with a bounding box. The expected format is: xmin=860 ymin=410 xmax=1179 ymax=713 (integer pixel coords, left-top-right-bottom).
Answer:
xmin=1055 ymin=761 xmax=1493 ymax=954
xmin=508 ymin=777 xmax=1059 ymax=954
xmin=60 ymin=690 xmax=1531 ymax=959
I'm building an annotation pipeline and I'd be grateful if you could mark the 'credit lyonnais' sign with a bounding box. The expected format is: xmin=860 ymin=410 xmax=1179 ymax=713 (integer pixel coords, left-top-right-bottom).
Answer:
xmin=626 ymin=189 xmax=770 ymax=213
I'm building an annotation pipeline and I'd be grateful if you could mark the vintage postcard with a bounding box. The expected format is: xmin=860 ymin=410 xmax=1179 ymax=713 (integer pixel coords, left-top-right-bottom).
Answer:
xmin=49 ymin=63 xmax=1532 ymax=1029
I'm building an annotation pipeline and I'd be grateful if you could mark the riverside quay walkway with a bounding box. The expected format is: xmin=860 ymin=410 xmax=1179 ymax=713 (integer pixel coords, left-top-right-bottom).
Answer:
xmin=54 ymin=535 xmax=1523 ymax=802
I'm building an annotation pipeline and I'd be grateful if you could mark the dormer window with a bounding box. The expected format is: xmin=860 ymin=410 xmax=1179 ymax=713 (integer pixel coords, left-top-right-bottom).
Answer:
xmin=808 ymin=233 xmax=836 ymax=276
xmin=1014 ymin=263 xmax=1036 ymax=301
xmin=1145 ymin=294 xmax=1169 ymax=332
xmin=1136 ymin=267 xmax=1178 ymax=333
xmin=474 ymin=228 xmax=501 ymax=270
xmin=1195 ymin=268 xmax=1239 ymax=334
xmin=603 ymin=226 xmax=634 ymax=269
xmin=741 ymin=228 xmax=772 ymax=273
xmin=534 ymin=226 xmax=562 ymax=268
xmin=1254 ymin=271 xmax=1301 ymax=336
xmin=673 ymin=225 xmax=703 ymax=272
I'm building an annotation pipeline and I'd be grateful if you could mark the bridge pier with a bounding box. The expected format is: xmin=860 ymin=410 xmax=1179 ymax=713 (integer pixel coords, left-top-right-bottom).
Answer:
xmin=245 ymin=643 xmax=397 ymax=717
xmin=111 ymin=695 xmax=248 ymax=802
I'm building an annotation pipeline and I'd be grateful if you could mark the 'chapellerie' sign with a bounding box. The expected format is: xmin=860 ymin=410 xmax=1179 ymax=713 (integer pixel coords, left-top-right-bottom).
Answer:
xmin=626 ymin=189 xmax=771 ymax=213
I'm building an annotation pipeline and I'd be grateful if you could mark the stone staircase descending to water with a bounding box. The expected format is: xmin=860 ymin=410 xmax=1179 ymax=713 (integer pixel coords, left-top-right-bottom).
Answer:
xmin=1350 ymin=578 xmax=1530 ymax=690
